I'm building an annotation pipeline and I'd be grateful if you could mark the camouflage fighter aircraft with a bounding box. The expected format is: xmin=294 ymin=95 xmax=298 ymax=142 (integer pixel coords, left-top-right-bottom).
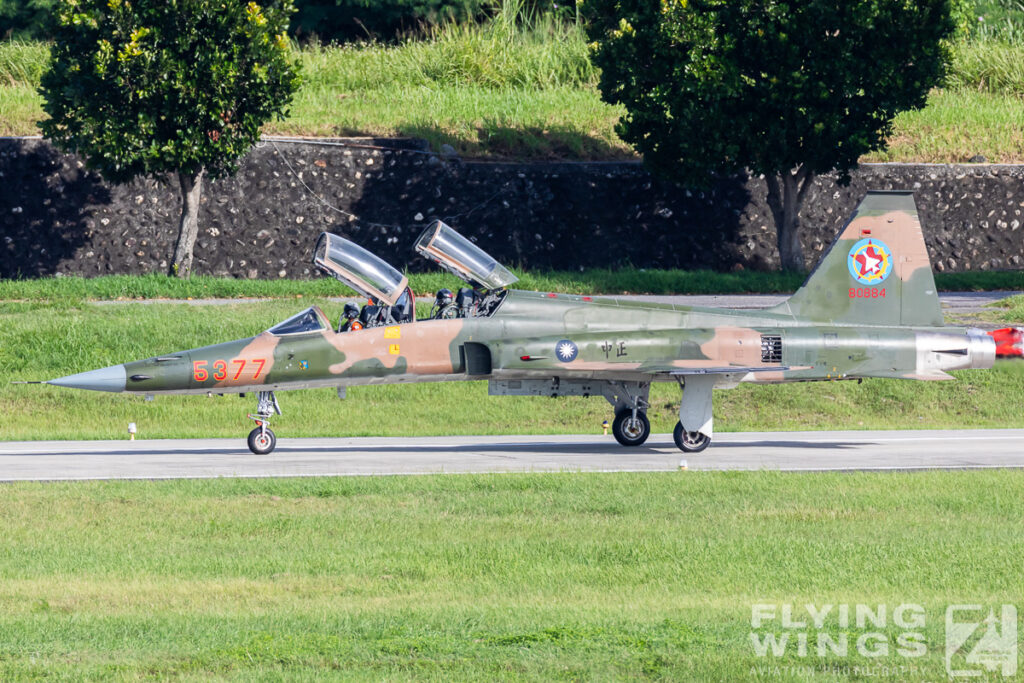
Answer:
xmin=42 ymin=191 xmax=995 ymax=454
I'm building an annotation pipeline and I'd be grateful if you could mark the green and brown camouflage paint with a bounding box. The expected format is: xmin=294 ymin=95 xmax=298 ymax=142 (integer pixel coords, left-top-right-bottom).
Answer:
xmin=61 ymin=192 xmax=996 ymax=418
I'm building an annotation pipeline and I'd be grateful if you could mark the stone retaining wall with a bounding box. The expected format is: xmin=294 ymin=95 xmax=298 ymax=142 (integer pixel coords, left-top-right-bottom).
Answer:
xmin=1 ymin=137 xmax=1022 ymax=278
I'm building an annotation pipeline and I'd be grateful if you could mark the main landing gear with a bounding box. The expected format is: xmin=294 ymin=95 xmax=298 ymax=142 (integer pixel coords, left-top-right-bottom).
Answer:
xmin=673 ymin=423 xmax=711 ymax=453
xmin=599 ymin=378 xmax=716 ymax=452
xmin=247 ymin=390 xmax=281 ymax=454
xmin=673 ymin=375 xmax=714 ymax=453
xmin=599 ymin=378 xmax=714 ymax=452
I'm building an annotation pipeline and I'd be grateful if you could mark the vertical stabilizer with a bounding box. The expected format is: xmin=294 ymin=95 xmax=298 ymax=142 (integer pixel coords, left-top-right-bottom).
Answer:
xmin=768 ymin=191 xmax=943 ymax=327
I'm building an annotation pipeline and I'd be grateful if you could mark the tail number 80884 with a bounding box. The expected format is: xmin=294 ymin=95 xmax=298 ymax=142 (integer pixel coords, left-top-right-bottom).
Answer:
xmin=849 ymin=288 xmax=886 ymax=299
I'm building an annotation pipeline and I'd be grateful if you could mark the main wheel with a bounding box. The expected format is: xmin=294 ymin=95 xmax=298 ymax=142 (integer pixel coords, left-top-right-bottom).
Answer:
xmin=612 ymin=409 xmax=651 ymax=447
xmin=673 ymin=421 xmax=710 ymax=453
xmin=247 ymin=427 xmax=277 ymax=455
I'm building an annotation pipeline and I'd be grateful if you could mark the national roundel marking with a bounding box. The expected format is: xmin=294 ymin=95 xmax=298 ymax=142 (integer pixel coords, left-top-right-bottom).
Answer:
xmin=847 ymin=238 xmax=893 ymax=286
xmin=555 ymin=339 xmax=579 ymax=362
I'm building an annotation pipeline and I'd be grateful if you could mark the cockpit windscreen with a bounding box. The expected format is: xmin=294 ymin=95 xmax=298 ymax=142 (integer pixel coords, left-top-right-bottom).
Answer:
xmin=267 ymin=307 xmax=329 ymax=336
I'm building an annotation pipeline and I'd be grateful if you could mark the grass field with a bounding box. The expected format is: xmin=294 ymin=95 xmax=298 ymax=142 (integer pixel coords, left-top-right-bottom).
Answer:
xmin=1 ymin=270 xmax=818 ymax=301
xmin=992 ymin=292 xmax=1024 ymax=321
xmin=3 ymin=269 xmax=1024 ymax=302
xmin=0 ymin=471 xmax=1020 ymax=679
xmin=2 ymin=297 xmax=1023 ymax=441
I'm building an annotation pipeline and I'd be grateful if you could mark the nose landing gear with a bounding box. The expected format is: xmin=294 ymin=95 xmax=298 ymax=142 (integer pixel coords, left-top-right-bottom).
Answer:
xmin=613 ymin=409 xmax=651 ymax=447
xmin=247 ymin=390 xmax=281 ymax=454
xmin=602 ymin=381 xmax=651 ymax=447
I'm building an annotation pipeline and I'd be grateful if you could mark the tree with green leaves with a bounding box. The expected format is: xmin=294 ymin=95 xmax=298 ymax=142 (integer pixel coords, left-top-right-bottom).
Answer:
xmin=1 ymin=0 xmax=59 ymax=39
xmin=585 ymin=0 xmax=957 ymax=271
xmin=39 ymin=0 xmax=301 ymax=277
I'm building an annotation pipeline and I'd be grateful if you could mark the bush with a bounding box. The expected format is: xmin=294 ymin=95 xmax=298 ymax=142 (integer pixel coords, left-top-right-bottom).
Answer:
xmin=0 ymin=0 xmax=58 ymax=40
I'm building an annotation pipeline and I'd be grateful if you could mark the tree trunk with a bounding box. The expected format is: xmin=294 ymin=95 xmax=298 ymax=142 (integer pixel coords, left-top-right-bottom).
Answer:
xmin=170 ymin=168 xmax=204 ymax=278
xmin=765 ymin=167 xmax=816 ymax=272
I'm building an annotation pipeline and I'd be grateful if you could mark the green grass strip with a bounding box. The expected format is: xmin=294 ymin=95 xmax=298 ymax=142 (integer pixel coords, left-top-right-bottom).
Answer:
xmin=2 ymin=269 xmax=1023 ymax=302
xmin=0 ymin=471 xmax=1019 ymax=680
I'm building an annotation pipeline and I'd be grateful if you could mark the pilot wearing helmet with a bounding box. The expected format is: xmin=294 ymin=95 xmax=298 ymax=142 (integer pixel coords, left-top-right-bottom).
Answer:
xmin=432 ymin=288 xmax=454 ymax=318
xmin=338 ymin=302 xmax=363 ymax=332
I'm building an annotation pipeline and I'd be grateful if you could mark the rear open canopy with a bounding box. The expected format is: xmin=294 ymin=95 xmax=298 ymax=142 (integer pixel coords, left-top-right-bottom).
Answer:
xmin=313 ymin=233 xmax=408 ymax=307
xmin=414 ymin=220 xmax=518 ymax=290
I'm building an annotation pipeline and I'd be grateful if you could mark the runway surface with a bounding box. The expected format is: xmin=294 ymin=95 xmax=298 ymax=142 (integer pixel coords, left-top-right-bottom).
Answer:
xmin=1 ymin=429 xmax=1022 ymax=481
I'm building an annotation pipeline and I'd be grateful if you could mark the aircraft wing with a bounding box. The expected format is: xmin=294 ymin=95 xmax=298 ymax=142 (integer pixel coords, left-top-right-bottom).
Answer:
xmin=636 ymin=364 xmax=791 ymax=376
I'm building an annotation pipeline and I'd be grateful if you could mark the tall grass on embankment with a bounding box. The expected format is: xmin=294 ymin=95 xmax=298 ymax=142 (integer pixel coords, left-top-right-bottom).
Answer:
xmin=296 ymin=0 xmax=595 ymax=92
xmin=973 ymin=0 xmax=1024 ymax=42
xmin=1 ymin=4 xmax=1022 ymax=161
xmin=948 ymin=37 xmax=1024 ymax=95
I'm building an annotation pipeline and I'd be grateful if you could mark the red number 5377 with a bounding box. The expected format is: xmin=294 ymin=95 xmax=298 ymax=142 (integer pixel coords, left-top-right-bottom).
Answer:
xmin=193 ymin=359 xmax=266 ymax=382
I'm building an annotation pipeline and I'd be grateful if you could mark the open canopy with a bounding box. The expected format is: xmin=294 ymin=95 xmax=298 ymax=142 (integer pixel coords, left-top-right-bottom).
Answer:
xmin=414 ymin=220 xmax=518 ymax=290
xmin=313 ymin=233 xmax=408 ymax=306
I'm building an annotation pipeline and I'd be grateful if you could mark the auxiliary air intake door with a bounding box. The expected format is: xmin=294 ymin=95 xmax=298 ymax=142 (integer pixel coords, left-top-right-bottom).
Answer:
xmin=414 ymin=220 xmax=518 ymax=290
xmin=313 ymin=233 xmax=408 ymax=307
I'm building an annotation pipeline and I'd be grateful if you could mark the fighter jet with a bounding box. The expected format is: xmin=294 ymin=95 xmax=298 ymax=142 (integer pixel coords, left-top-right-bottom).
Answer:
xmin=43 ymin=191 xmax=995 ymax=454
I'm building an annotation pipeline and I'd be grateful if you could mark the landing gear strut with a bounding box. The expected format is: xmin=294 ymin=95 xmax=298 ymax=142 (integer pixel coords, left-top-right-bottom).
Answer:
xmin=603 ymin=381 xmax=651 ymax=447
xmin=247 ymin=390 xmax=281 ymax=455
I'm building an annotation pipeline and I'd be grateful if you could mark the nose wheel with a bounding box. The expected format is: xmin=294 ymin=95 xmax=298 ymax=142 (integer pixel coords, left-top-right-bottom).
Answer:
xmin=247 ymin=390 xmax=281 ymax=454
xmin=248 ymin=426 xmax=277 ymax=455
xmin=673 ymin=421 xmax=710 ymax=452
xmin=612 ymin=408 xmax=651 ymax=446
xmin=601 ymin=381 xmax=652 ymax=448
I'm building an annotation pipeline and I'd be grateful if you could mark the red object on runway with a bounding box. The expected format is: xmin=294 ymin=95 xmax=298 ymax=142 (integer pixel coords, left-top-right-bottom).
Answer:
xmin=989 ymin=327 xmax=1024 ymax=357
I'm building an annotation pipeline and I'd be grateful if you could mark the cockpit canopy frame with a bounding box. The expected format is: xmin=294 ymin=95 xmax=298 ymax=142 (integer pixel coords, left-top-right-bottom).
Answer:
xmin=414 ymin=220 xmax=518 ymax=291
xmin=267 ymin=306 xmax=330 ymax=336
xmin=313 ymin=232 xmax=409 ymax=307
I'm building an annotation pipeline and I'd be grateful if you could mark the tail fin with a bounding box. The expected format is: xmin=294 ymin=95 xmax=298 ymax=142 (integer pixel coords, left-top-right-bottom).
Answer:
xmin=768 ymin=190 xmax=942 ymax=327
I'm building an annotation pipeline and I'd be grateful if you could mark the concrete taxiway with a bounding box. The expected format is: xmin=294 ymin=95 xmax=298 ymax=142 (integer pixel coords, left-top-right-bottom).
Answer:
xmin=0 ymin=429 xmax=1022 ymax=481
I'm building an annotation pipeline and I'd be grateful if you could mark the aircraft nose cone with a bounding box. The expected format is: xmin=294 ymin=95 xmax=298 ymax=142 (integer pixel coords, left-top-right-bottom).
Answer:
xmin=48 ymin=364 xmax=127 ymax=392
